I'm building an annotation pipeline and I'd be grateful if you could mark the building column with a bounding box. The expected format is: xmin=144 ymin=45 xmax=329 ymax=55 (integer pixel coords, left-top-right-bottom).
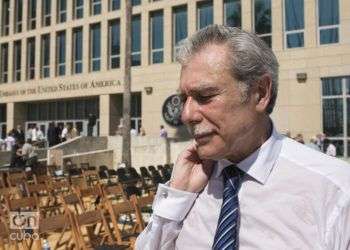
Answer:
xmin=36 ymin=0 xmax=42 ymax=28
xmin=241 ymin=0 xmax=252 ymax=31
xmin=6 ymin=103 xmax=26 ymax=133
xmin=21 ymin=38 xmax=26 ymax=81
xmin=341 ymin=0 xmax=350 ymax=44
xmin=82 ymin=23 xmax=90 ymax=73
xmin=50 ymin=31 xmax=56 ymax=77
xmin=141 ymin=8 xmax=149 ymax=66
xmin=304 ymin=0 xmax=317 ymax=47
xmin=100 ymin=19 xmax=108 ymax=71
xmin=188 ymin=0 xmax=196 ymax=36
xmin=8 ymin=0 xmax=14 ymax=36
xmin=52 ymin=0 xmax=57 ymax=24
xmin=65 ymin=28 xmax=72 ymax=76
xmin=22 ymin=0 xmax=28 ymax=32
xmin=214 ymin=0 xmax=223 ymax=25
xmin=272 ymin=0 xmax=283 ymax=52
xmin=163 ymin=6 xmax=172 ymax=64
xmin=99 ymin=94 xmax=111 ymax=136
xmin=34 ymin=35 xmax=41 ymax=80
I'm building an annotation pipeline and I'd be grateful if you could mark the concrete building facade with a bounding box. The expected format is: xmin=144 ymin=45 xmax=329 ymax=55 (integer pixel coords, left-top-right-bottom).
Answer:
xmin=0 ymin=0 xmax=349 ymax=156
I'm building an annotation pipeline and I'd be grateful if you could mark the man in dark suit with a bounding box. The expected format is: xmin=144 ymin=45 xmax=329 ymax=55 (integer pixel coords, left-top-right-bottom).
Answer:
xmin=13 ymin=125 xmax=25 ymax=144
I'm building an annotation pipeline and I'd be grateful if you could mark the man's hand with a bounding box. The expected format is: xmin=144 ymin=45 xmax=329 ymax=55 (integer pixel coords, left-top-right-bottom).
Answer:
xmin=170 ymin=142 xmax=214 ymax=193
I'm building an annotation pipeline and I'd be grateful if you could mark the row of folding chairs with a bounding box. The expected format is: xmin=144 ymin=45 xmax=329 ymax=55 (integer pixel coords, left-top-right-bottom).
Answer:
xmin=0 ymin=180 xmax=154 ymax=250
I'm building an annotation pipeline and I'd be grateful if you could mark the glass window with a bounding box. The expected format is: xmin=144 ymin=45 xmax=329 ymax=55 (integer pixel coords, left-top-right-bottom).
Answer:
xmin=322 ymin=76 xmax=350 ymax=157
xmin=27 ymin=38 xmax=35 ymax=80
xmin=90 ymin=23 xmax=101 ymax=71
xmin=254 ymin=0 xmax=272 ymax=47
xmin=109 ymin=0 xmax=120 ymax=11
xmin=224 ymin=0 xmax=241 ymax=28
xmin=131 ymin=15 xmax=141 ymax=66
xmin=132 ymin=0 xmax=141 ymax=6
xmin=74 ymin=0 xmax=84 ymax=19
xmin=42 ymin=0 xmax=51 ymax=26
xmin=91 ymin=0 xmax=101 ymax=15
xmin=197 ymin=1 xmax=213 ymax=30
xmin=318 ymin=0 xmax=339 ymax=45
xmin=41 ymin=34 xmax=50 ymax=78
xmin=150 ymin=10 xmax=164 ymax=64
xmin=1 ymin=0 xmax=10 ymax=36
xmin=56 ymin=31 xmax=66 ymax=76
xmin=13 ymin=41 xmax=21 ymax=82
xmin=173 ymin=5 xmax=187 ymax=61
xmin=57 ymin=0 xmax=67 ymax=23
xmin=0 ymin=43 xmax=8 ymax=83
xmin=14 ymin=0 xmax=23 ymax=33
xmin=28 ymin=0 xmax=37 ymax=30
xmin=73 ymin=27 xmax=83 ymax=74
xmin=108 ymin=19 xmax=120 ymax=69
xmin=284 ymin=0 xmax=304 ymax=48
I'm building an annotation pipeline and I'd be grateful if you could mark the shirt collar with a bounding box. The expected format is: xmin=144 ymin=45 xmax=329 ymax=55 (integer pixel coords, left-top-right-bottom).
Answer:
xmin=213 ymin=123 xmax=283 ymax=185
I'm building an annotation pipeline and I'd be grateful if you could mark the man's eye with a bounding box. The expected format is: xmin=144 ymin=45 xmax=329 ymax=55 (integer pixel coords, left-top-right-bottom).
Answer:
xmin=196 ymin=95 xmax=213 ymax=103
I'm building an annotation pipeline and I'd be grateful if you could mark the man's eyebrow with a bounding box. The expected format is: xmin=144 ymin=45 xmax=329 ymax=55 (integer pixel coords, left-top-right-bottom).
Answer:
xmin=188 ymin=85 xmax=221 ymax=94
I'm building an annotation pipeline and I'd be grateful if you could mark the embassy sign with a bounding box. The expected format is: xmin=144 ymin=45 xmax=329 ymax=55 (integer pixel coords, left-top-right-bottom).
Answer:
xmin=0 ymin=79 xmax=122 ymax=98
xmin=162 ymin=94 xmax=183 ymax=127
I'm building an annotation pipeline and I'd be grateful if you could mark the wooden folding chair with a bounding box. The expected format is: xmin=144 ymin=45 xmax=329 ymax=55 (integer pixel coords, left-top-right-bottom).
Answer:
xmin=130 ymin=193 xmax=155 ymax=233
xmin=104 ymin=198 xmax=137 ymax=248
xmin=6 ymin=171 xmax=27 ymax=187
xmin=101 ymin=183 xmax=128 ymax=203
xmin=63 ymin=198 xmax=114 ymax=250
xmin=0 ymin=173 xmax=6 ymax=188
xmin=75 ymin=185 xmax=103 ymax=211
xmin=32 ymin=212 xmax=75 ymax=250
xmin=82 ymin=169 xmax=100 ymax=186
xmin=5 ymin=196 xmax=40 ymax=250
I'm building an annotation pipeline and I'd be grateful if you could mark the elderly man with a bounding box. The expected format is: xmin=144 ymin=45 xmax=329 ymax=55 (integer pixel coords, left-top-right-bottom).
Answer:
xmin=136 ymin=25 xmax=350 ymax=249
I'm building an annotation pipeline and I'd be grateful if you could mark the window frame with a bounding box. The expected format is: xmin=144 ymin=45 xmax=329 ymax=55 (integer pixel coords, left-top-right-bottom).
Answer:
xmin=316 ymin=0 xmax=340 ymax=45
xmin=26 ymin=37 xmax=36 ymax=80
xmin=57 ymin=0 xmax=67 ymax=23
xmin=42 ymin=0 xmax=51 ymax=26
xmin=28 ymin=0 xmax=37 ymax=30
xmin=41 ymin=34 xmax=50 ymax=78
xmin=321 ymin=77 xmax=350 ymax=157
xmin=72 ymin=27 xmax=83 ymax=74
xmin=172 ymin=5 xmax=188 ymax=62
xmin=0 ymin=43 xmax=8 ymax=83
xmin=150 ymin=10 xmax=164 ymax=64
xmin=90 ymin=23 xmax=101 ymax=72
xmin=56 ymin=31 xmax=66 ymax=76
xmin=282 ymin=0 xmax=305 ymax=49
xmin=252 ymin=0 xmax=272 ymax=47
xmin=108 ymin=19 xmax=121 ymax=69
xmin=13 ymin=41 xmax=22 ymax=82
xmin=196 ymin=1 xmax=213 ymax=30
xmin=74 ymin=0 xmax=84 ymax=19
xmin=91 ymin=0 xmax=102 ymax=16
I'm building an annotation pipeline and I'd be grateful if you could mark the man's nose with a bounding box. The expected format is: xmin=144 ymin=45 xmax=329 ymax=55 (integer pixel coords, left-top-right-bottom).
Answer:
xmin=181 ymin=97 xmax=202 ymax=125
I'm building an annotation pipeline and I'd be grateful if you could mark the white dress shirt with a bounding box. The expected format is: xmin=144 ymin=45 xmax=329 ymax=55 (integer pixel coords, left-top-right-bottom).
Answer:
xmin=136 ymin=127 xmax=350 ymax=250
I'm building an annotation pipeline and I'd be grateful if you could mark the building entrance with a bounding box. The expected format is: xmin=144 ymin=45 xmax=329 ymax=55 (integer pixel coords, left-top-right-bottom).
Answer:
xmin=25 ymin=119 xmax=100 ymax=140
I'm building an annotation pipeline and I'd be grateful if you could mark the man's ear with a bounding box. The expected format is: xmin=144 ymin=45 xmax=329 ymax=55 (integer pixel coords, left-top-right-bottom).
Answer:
xmin=254 ymin=74 xmax=272 ymax=113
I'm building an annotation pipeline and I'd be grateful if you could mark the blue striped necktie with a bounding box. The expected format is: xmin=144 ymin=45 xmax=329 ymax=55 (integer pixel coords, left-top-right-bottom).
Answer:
xmin=212 ymin=166 xmax=242 ymax=250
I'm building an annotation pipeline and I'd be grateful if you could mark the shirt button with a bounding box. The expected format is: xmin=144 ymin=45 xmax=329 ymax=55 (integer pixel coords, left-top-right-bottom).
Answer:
xmin=161 ymin=191 xmax=168 ymax=199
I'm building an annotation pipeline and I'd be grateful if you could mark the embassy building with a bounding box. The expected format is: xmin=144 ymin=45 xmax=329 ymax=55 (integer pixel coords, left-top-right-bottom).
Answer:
xmin=0 ymin=0 xmax=350 ymax=156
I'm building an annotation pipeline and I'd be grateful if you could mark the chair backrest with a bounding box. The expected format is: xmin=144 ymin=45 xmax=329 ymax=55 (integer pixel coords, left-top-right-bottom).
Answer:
xmin=6 ymin=195 xmax=39 ymax=212
xmin=0 ymin=186 xmax=21 ymax=201
xmin=130 ymin=192 xmax=155 ymax=232
xmin=6 ymin=171 xmax=27 ymax=187
xmin=102 ymin=183 xmax=127 ymax=201
xmin=76 ymin=185 xmax=103 ymax=210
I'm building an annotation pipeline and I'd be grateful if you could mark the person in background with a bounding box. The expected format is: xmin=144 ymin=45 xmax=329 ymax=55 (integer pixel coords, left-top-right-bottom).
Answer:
xmin=88 ymin=113 xmax=97 ymax=136
xmin=31 ymin=125 xmax=38 ymax=145
xmin=56 ymin=124 xmax=63 ymax=144
xmin=293 ymin=133 xmax=304 ymax=144
xmin=36 ymin=126 xmax=45 ymax=147
xmin=159 ymin=125 xmax=168 ymax=138
xmin=324 ymin=138 xmax=336 ymax=157
xmin=70 ymin=125 xmax=79 ymax=139
xmin=47 ymin=122 xmax=56 ymax=147
xmin=13 ymin=124 xmax=25 ymax=144
xmin=140 ymin=126 xmax=146 ymax=136
xmin=130 ymin=128 xmax=138 ymax=136
xmin=26 ymin=124 xmax=33 ymax=141
xmin=316 ymin=133 xmax=325 ymax=151
xmin=21 ymin=138 xmax=37 ymax=168
xmin=4 ymin=132 xmax=15 ymax=151
xmin=305 ymin=137 xmax=321 ymax=151
xmin=61 ymin=124 xmax=68 ymax=142
xmin=10 ymin=140 xmax=24 ymax=169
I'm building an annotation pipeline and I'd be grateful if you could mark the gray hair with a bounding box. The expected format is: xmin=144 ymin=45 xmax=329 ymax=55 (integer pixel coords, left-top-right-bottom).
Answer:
xmin=176 ymin=25 xmax=279 ymax=114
